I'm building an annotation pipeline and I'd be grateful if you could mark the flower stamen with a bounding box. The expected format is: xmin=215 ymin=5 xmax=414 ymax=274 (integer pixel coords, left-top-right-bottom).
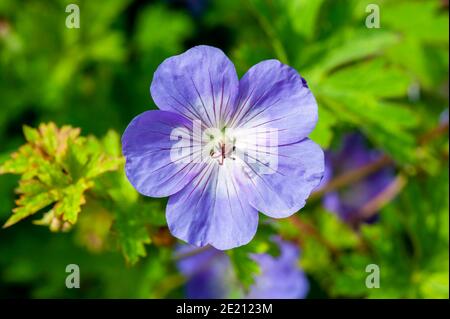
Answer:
xmin=210 ymin=140 xmax=236 ymax=165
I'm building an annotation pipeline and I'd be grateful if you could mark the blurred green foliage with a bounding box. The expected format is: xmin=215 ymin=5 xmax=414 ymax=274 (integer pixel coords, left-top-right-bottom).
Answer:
xmin=0 ymin=0 xmax=448 ymax=298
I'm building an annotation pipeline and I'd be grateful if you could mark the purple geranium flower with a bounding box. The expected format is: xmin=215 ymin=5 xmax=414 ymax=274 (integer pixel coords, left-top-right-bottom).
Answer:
xmin=122 ymin=45 xmax=324 ymax=249
xmin=177 ymin=238 xmax=309 ymax=299
xmin=319 ymin=134 xmax=394 ymax=225
xmin=176 ymin=246 xmax=232 ymax=299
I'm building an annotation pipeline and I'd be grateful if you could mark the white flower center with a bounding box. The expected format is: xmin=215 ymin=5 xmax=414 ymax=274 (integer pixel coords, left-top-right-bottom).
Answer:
xmin=208 ymin=131 xmax=236 ymax=165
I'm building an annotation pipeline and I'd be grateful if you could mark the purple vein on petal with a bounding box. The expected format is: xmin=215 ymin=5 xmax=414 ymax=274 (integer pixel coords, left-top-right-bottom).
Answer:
xmin=208 ymin=69 xmax=217 ymax=127
xmin=228 ymin=85 xmax=257 ymax=128
xmin=190 ymin=76 xmax=214 ymax=127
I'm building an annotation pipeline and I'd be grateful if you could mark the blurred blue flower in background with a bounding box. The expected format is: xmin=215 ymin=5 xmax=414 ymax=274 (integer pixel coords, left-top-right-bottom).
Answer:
xmin=177 ymin=246 xmax=232 ymax=299
xmin=440 ymin=108 xmax=449 ymax=125
xmin=246 ymin=237 xmax=309 ymax=299
xmin=177 ymin=237 xmax=309 ymax=299
xmin=319 ymin=134 xmax=395 ymax=226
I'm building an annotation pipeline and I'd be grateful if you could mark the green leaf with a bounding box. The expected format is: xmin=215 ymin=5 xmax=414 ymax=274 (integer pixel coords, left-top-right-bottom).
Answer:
xmin=86 ymin=33 xmax=125 ymax=63
xmin=53 ymin=179 xmax=92 ymax=224
xmin=84 ymin=153 xmax=123 ymax=180
xmin=1 ymin=123 xmax=123 ymax=230
xmin=134 ymin=4 xmax=194 ymax=53
xmin=4 ymin=188 xmax=58 ymax=228
xmin=22 ymin=125 xmax=39 ymax=143
xmin=317 ymin=211 xmax=359 ymax=249
xmin=227 ymin=245 xmax=261 ymax=290
xmin=317 ymin=89 xmax=419 ymax=162
xmin=113 ymin=207 xmax=152 ymax=265
xmin=419 ymin=271 xmax=449 ymax=298
xmin=0 ymin=144 xmax=35 ymax=175
xmin=140 ymin=201 xmax=167 ymax=227
xmin=323 ymin=59 xmax=411 ymax=98
xmin=331 ymin=254 xmax=372 ymax=297
xmin=386 ymin=37 xmax=448 ymax=89
xmin=101 ymin=129 xmax=122 ymax=157
xmin=383 ymin=1 xmax=449 ymax=43
xmin=308 ymin=29 xmax=399 ymax=78
xmin=286 ymin=0 xmax=325 ymax=39
xmin=300 ymin=231 xmax=333 ymax=279
xmin=309 ymin=107 xmax=336 ymax=148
